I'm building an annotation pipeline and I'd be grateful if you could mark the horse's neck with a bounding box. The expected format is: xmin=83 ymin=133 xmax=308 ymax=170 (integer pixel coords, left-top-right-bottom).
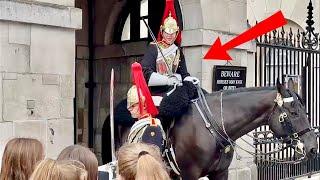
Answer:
xmin=221 ymin=89 xmax=277 ymax=140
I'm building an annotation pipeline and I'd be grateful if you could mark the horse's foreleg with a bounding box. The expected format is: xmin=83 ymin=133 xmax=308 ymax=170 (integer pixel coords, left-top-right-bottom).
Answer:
xmin=207 ymin=170 xmax=228 ymax=180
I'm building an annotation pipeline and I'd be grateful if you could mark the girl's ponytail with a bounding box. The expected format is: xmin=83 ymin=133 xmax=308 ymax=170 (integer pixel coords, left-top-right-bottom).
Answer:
xmin=117 ymin=143 xmax=170 ymax=180
xmin=135 ymin=152 xmax=170 ymax=180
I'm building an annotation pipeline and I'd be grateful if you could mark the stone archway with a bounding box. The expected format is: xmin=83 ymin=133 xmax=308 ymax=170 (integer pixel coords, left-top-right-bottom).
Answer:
xmin=76 ymin=0 xmax=170 ymax=163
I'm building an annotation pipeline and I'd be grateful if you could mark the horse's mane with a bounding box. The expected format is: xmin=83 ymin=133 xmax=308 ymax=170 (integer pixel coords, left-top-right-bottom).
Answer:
xmin=209 ymin=86 xmax=276 ymax=96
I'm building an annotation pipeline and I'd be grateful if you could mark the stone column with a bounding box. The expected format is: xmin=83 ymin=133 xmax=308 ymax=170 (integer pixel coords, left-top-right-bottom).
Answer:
xmin=179 ymin=0 xmax=256 ymax=179
xmin=0 ymin=0 xmax=81 ymax=161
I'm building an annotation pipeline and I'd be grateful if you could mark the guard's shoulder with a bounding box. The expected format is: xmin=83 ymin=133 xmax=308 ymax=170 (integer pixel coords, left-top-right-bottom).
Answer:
xmin=149 ymin=42 xmax=158 ymax=47
xmin=147 ymin=42 xmax=158 ymax=51
xmin=148 ymin=42 xmax=157 ymax=48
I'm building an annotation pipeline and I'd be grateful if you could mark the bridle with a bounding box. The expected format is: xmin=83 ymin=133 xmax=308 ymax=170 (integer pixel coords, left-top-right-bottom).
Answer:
xmin=268 ymin=92 xmax=313 ymax=159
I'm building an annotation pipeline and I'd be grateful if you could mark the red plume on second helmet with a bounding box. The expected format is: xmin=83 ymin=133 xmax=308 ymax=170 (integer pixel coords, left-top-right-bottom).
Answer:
xmin=131 ymin=62 xmax=158 ymax=117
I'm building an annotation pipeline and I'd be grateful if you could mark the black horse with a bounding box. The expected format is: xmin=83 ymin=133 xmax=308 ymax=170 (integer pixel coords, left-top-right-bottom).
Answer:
xmin=102 ymin=80 xmax=318 ymax=180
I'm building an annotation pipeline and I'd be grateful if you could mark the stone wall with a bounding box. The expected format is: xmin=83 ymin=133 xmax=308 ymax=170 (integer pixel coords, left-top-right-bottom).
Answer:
xmin=179 ymin=0 xmax=257 ymax=179
xmin=247 ymin=0 xmax=319 ymax=32
xmin=180 ymin=0 xmax=255 ymax=93
xmin=0 ymin=0 xmax=81 ymax=163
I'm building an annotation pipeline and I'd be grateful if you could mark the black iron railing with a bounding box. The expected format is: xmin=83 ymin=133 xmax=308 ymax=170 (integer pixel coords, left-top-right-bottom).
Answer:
xmin=254 ymin=1 xmax=320 ymax=179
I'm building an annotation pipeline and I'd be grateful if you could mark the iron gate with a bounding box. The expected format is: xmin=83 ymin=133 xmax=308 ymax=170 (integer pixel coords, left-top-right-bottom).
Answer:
xmin=254 ymin=1 xmax=320 ymax=180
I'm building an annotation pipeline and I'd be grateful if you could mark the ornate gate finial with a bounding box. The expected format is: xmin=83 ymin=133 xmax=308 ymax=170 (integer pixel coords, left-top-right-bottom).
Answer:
xmin=302 ymin=0 xmax=319 ymax=49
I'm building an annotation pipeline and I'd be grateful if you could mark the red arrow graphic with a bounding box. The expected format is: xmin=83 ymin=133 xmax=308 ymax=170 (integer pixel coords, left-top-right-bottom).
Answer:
xmin=204 ymin=11 xmax=287 ymax=60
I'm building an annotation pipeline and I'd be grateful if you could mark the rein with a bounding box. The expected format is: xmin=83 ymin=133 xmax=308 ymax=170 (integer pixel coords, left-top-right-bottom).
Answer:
xmin=193 ymin=87 xmax=311 ymax=164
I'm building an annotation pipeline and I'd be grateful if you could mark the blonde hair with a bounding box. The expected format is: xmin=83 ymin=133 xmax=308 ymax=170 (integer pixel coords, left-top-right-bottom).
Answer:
xmin=117 ymin=143 xmax=170 ymax=180
xmin=57 ymin=145 xmax=98 ymax=180
xmin=30 ymin=159 xmax=88 ymax=180
xmin=0 ymin=138 xmax=44 ymax=180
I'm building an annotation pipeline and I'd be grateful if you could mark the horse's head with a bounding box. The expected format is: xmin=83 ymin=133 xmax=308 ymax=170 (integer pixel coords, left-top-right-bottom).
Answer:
xmin=268 ymin=79 xmax=318 ymax=160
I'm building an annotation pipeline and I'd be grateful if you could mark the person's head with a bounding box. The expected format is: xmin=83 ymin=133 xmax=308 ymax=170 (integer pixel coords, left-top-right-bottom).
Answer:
xmin=30 ymin=159 xmax=87 ymax=180
xmin=127 ymin=85 xmax=147 ymax=118
xmin=160 ymin=13 xmax=179 ymax=45
xmin=117 ymin=143 xmax=170 ymax=180
xmin=57 ymin=145 xmax=98 ymax=180
xmin=0 ymin=138 xmax=44 ymax=180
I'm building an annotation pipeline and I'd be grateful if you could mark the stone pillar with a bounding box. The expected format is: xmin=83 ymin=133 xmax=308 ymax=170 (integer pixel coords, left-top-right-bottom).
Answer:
xmin=179 ymin=0 xmax=256 ymax=179
xmin=180 ymin=0 xmax=256 ymax=92
xmin=0 ymin=0 xmax=82 ymax=161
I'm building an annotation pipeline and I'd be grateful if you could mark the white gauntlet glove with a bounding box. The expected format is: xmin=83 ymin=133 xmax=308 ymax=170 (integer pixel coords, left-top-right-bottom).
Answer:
xmin=148 ymin=73 xmax=182 ymax=86
xmin=183 ymin=76 xmax=200 ymax=85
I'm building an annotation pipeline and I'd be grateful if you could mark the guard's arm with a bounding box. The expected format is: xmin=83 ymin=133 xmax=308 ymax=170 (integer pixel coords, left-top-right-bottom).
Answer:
xmin=176 ymin=49 xmax=190 ymax=80
xmin=141 ymin=44 xmax=158 ymax=83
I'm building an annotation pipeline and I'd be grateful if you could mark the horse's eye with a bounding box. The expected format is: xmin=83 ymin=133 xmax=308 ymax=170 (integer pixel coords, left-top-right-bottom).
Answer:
xmin=290 ymin=110 xmax=299 ymax=116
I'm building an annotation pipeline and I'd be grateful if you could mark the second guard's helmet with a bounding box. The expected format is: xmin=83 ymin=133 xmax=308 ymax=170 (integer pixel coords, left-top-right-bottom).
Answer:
xmin=127 ymin=85 xmax=144 ymax=108
xmin=127 ymin=62 xmax=158 ymax=117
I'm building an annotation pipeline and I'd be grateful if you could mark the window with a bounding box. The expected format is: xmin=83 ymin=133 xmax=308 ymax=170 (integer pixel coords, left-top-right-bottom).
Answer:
xmin=121 ymin=0 xmax=149 ymax=41
xmin=140 ymin=0 xmax=148 ymax=38
xmin=121 ymin=14 xmax=130 ymax=41
xmin=115 ymin=0 xmax=167 ymax=43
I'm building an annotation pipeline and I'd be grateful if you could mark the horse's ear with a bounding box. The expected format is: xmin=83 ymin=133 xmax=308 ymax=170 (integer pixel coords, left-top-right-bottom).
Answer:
xmin=287 ymin=78 xmax=295 ymax=91
xmin=276 ymin=78 xmax=281 ymax=91
xmin=276 ymin=78 xmax=286 ymax=94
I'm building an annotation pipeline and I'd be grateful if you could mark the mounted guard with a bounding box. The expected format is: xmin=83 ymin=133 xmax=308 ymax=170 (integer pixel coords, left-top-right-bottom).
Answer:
xmin=141 ymin=0 xmax=200 ymax=117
